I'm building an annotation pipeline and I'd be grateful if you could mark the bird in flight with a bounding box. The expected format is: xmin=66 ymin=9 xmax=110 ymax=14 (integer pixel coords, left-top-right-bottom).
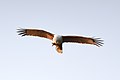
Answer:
xmin=17 ymin=28 xmax=103 ymax=53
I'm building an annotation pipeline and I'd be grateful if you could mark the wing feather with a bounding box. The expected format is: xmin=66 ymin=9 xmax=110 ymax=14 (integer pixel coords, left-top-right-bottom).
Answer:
xmin=17 ymin=28 xmax=54 ymax=40
xmin=62 ymin=36 xmax=103 ymax=47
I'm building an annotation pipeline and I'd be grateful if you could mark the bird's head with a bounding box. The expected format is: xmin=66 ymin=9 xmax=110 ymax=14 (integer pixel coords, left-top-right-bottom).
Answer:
xmin=52 ymin=35 xmax=63 ymax=46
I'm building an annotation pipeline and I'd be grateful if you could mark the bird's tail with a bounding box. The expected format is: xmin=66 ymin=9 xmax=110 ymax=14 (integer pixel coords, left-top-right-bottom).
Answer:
xmin=55 ymin=44 xmax=63 ymax=54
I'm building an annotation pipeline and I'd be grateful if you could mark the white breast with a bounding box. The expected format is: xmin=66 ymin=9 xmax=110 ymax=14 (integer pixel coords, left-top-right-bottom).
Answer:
xmin=52 ymin=35 xmax=63 ymax=44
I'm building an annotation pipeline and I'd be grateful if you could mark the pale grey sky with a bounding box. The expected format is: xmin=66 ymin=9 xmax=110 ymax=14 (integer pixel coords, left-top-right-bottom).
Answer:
xmin=0 ymin=0 xmax=120 ymax=80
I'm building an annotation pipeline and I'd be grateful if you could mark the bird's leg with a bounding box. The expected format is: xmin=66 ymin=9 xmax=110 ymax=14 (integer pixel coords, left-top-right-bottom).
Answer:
xmin=52 ymin=43 xmax=56 ymax=46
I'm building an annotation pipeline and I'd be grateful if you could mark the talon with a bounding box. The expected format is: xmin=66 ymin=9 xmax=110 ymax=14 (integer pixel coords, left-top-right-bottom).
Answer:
xmin=52 ymin=43 xmax=56 ymax=46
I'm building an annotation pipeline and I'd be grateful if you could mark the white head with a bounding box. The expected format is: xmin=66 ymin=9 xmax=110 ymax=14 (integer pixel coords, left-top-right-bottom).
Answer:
xmin=52 ymin=35 xmax=63 ymax=45
xmin=52 ymin=35 xmax=63 ymax=54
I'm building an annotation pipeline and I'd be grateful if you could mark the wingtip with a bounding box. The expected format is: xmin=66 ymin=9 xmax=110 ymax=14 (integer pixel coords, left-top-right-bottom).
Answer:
xmin=17 ymin=28 xmax=26 ymax=37
xmin=93 ymin=37 xmax=104 ymax=47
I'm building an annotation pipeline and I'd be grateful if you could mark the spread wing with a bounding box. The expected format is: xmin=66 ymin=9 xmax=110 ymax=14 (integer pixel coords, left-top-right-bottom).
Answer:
xmin=62 ymin=36 xmax=103 ymax=47
xmin=17 ymin=28 xmax=54 ymax=40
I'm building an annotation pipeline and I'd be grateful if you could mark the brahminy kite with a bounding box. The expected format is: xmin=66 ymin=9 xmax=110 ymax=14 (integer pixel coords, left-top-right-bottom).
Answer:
xmin=17 ymin=28 xmax=103 ymax=53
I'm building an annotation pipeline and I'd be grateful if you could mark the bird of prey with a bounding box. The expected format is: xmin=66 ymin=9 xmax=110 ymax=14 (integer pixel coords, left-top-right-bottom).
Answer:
xmin=17 ymin=28 xmax=103 ymax=53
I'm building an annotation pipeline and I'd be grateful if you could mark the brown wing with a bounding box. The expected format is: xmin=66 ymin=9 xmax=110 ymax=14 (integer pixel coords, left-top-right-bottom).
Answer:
xmin=62 ymin=36 xmax=104 ymax=47
xmin=17 ymin=28 xmax=54 ymax=40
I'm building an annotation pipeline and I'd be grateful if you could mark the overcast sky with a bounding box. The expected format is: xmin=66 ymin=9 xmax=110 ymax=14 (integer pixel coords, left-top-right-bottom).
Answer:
xmin=0 ymin=0 xmax=120 ymax=80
